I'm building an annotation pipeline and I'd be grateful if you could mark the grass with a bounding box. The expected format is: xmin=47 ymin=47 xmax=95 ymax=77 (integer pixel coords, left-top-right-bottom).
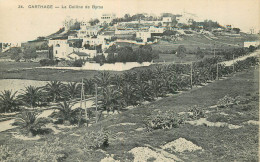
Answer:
xmin=0 ymin=64 xmax=258 ymax=161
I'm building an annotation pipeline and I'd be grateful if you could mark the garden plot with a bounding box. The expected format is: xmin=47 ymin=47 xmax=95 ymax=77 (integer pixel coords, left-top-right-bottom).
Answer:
xmin=161 ymin=138 xmax=203 ymax=153
xmin=185 ymin=118 xmax=242 ymax=129
xmin=129 ymin=147 xmax=176 ymax=162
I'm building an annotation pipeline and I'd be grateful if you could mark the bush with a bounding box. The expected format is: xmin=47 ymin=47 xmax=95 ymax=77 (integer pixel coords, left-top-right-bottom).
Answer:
xmin=72 ymin=59 xmax=85 ymax=67
xmin=217 ymin=95 xmax=236 ymax=108
xmin=39 ymin=59 xmax=57 ymax=66
xmin=80 ymin=129 xmax=109 ymax=149
xmin=188 ymin=105 xmax=206 ymax=120
xmin=145 ymin=111 xmax=184 ymax=131
xmin=14 ymin=111 xmax=49 ymax=136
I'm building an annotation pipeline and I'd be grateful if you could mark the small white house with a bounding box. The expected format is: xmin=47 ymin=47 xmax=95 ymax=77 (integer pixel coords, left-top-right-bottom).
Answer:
xmin=136 ymin=32 xmax=151 ymax=42
xmin=68 ymin=52 xmax=90 ymax=60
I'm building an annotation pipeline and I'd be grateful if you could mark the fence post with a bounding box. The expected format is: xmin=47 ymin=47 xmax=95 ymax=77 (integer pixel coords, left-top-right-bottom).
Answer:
xmin=190 ymin=62 xmax=193 ymax=89
xmin=233 ymin=54 xmax=235 ymax=72
xmin=216 ymin=63 xmax=219 ymax=80
xmin=95 ymin=83 xmax=98 ymax=123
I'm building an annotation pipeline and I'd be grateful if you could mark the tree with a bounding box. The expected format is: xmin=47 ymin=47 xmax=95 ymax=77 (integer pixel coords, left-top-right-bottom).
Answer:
xmin=18 ymin=86 xmax=43 ymax=108
xmin=84 ymin=79 xmax=95 ymax=96
xmin=196 ymin=47 xmax=204 ymax=59
xmin=15 ymin=111 xmax=48 ymax=137
xmin=0 ymin=90 xmax=19 ymax=113
xmin=89 ymin=19 xmax=100 ymax=26
xmin=44 ymin=81 xmax=64 ymax=102
xmin=23 ymin=47 xmax=37 ymax=60
xmin=177 ymin=45 xmax=186 ymax=59
xmin=232 ymin=28 xmax=240 ymax=34
xmin=64 ymin=82 xmax=80 ymax=99
xmin=54 ymin=101 xmax=79 ymax=125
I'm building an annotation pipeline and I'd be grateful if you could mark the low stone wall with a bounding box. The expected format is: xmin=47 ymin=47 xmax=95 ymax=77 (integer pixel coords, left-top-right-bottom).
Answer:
xmin=83 ymin=62 xmax=152 ymax=71
xmin=37 ymin=62 xmax=152 ymax=71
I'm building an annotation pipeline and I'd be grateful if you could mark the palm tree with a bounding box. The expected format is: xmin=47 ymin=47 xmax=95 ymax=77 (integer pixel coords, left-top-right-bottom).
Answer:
xmin=15 ymin=111 xmax=47 ymax=137
xmin=94 ymin=71 xmax=111 ymax=88
xmin=84 ymin=78 xmax=95 ymax=96
xmin=0 ymin=90 xmax=19 ymax=113
xmin=18 ymin=86 xmax=43 ymax=108
xmin=44 ymin=81 xmax=64 ymax=102
xmin=64 ymin=82 xmax=80 ymax=99
xmin=121 ymin=82 xmax=138 ymax=106
xmin=99 ymin=87 xmax=121 ymax=113
xmin=54 ymin=101 xmax=78 ymax=125
xmin=136 ymin=74 xmax=152 ymax=102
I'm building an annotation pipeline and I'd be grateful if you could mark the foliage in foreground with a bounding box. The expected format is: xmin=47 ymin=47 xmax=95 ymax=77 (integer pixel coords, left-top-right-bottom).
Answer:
xmin=145 ymin=110 xmax=184 ymax=131
xmin=14 ymin=111 xmax=49 ymax=136
xmin=0 ymin=90 xmax=19 ymax=113
xmin=188 ymin=105 xmax=206 ymax=120
xmin=53 ymin=101 xmax=80 ymax=125
xmin=0 ymin=139 xmax=65 ymax=161
xmin=80 ymin=129 xmax=109 ymax=150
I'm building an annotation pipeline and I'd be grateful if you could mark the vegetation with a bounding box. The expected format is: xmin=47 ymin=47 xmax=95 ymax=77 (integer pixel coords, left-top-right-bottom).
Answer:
xmin=39 ymin=59 xmax=58 ymax=66
xmin=80 ymin=129 xmax=109 ymax=149
xmin=44 ymin=81 xmax=64 ymax=102
xmin=145 ymin=110 xmax=184 ymax=131
xmin=53 ymin=101 xmax=80 ymax=125
xmin=103 ymin=44 xmax=159 ymax=63
xmin=0 ymin=90 xmax=19 ymax=113
xmin=14 ymin=111 xmax=48 ymax=136
xmin=18 ymin=86 xmax=43 ymax=108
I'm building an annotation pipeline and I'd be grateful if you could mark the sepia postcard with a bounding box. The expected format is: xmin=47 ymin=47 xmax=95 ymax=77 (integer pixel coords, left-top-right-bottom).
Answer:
xmin=0 ymin=0 xmax=259 ymax=161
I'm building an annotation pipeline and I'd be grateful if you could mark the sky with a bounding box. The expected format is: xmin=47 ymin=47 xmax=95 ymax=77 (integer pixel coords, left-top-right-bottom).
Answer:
xmin=0 ymin=0 xmax=259 ymax=43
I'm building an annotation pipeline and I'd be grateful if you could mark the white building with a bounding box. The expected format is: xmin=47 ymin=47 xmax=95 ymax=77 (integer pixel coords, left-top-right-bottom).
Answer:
xmin=77 ymin=26 xmax=100 ymax=38
xmin=68 ymin=52 xmax=90 ymax=60
xmin=100 ymin=13 xmax=116 ymax=24
xmin=162 ymin=17 xmax=172 ymax=23
xmin=48 ymin=39 xmax=68 ymax=47
xmin=49 ymin=39 xmax=73 ymax=59
xmin=136 ymin=32 xmax=151 ymax=42
xmin=80 ymin=21 xmax=91 ymax=29
xmin=176 ymin=12 xmax=197 ymax=25
xmin=1 ymin=42 xmax=21 ymax=52
xmin=82 ymin=35 xmax=112 ymax=50
xmin=149 ymin=26 xmax=164 ymax=34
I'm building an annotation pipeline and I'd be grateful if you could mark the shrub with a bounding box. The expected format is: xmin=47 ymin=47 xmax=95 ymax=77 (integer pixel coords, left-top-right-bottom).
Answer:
xmin=14 ymin=111 xmax=49 ymax=136
xmin=53 ymin=101 xmax=80 ymax=125
xmin=217 ymin=95 xmax=236 ymax=108
xmin=72 ymin=59 xmax=85 ymax=67
xmin=0 ymin=90 xmax=19 ymax=113
xmin=188 ymin=105 xmax=206 ymax=120
xmin=234 ymin=96 xmax=249 ymax=104
xmin=145 ymin=111 xmax=184 ymax=131
xmin=39 ymin=59 xmax=57 ymax=66
xmin=80 ymin=129 xmax=109 ymax=149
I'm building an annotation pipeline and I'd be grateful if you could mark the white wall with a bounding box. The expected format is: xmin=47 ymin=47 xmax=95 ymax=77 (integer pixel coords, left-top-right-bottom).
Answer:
xmin=83 ymin=62 xmax=152 ymax=71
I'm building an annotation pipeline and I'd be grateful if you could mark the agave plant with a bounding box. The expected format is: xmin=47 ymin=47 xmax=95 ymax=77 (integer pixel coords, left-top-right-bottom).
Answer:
xmin=18 ymin=86 xmax=43 ymax=108
xmin=0 ymin=90 xmax=19 ymax=113
xmin=44 ymin=81 xmax=64 ymax=102
xmin=15 ymin=111 xmax=48 ymax=136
